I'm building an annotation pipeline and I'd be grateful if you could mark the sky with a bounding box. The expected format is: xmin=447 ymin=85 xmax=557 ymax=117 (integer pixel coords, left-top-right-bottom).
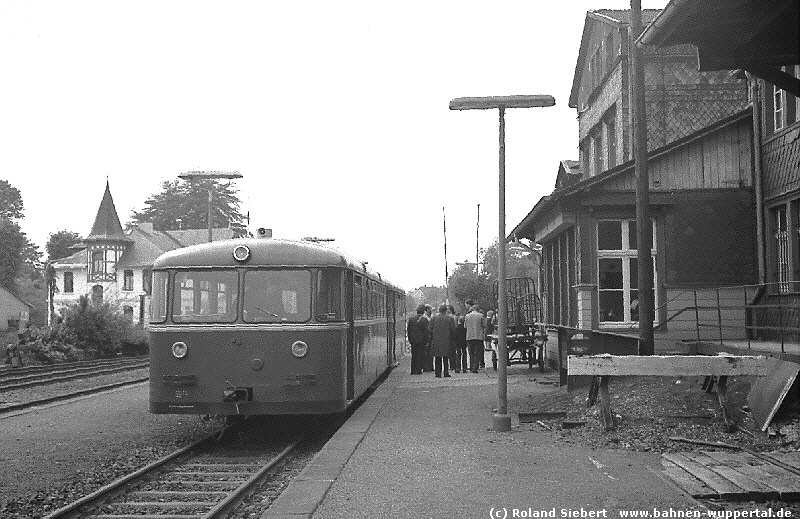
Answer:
xmin=0 ymin=0 xmax=667 ymax=291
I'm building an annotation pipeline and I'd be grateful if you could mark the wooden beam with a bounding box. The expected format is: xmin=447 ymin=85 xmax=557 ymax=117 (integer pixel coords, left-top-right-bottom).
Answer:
xmin=567 ymin=355 xmax=770 ymax=377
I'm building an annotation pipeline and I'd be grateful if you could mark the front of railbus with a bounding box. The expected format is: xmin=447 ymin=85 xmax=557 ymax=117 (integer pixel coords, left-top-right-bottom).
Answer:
xmin=148 ymin=239 xmax=349 ymax=415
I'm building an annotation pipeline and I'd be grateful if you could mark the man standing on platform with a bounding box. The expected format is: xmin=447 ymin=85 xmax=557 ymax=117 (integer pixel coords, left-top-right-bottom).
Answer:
xmin=428 ymin=304 xmax=455 ymax=377
xmin=406 ymin=304 xmax=429 ymax=375
xmin=465 ymin=304 xmax=486 ymax=373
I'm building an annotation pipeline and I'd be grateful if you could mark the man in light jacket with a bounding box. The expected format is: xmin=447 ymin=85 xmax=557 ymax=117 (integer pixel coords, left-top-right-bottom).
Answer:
xmin=464 ymin=304 xmax=486 ymax=373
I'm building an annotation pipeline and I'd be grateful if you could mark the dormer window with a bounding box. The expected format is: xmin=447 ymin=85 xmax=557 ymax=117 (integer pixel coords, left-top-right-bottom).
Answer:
xmin=89 ymin=246 xmax=121 ymax=282
xmin=92 ymin=251 xmax=104 ymax=276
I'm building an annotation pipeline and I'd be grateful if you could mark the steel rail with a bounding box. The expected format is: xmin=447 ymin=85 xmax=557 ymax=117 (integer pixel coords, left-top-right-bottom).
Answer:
xmin=0 ymin=361 xmax=149 ymax=390
xmin=45 ymin=429 xmax=302 ymax=519
xmin=0 ymin=378 xmax=149 ymax=415
xmin=44 ymin=435 xmax=216 ymax=519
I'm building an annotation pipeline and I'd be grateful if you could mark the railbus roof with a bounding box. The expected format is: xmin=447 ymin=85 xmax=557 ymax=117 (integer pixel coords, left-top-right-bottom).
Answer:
xmin=152 ymin=238 xmax=403 ymax=292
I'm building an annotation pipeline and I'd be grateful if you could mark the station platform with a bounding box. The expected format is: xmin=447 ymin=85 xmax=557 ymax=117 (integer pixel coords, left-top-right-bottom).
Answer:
xmin=262 ymin=354 xmax=700 ymax=519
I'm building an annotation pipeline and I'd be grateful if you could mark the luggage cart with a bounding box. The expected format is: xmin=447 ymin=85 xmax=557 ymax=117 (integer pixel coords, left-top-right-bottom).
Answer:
xmin=490 ymin=277 xmax=547 ymax=372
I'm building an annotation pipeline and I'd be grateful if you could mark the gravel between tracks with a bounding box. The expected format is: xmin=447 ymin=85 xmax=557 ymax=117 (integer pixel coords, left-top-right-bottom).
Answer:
xmin=0 ymin=367 xmax=221 ymax=518
xmin=0 ymin=367 xmax=150 ymax=410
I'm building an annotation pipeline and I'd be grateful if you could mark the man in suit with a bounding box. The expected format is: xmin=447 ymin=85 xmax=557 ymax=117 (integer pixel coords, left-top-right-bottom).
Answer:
xmin=406 ymin=304 xmax=429 ymax=375
xmin=428 ymin=304 xmax=455 ymax=377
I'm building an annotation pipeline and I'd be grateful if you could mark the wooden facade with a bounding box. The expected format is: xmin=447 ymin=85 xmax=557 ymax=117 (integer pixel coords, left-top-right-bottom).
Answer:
xmin=512 ymin=9 xmax=757 ymax=351
xmin=638 ymin=0 xmax=800 ymax=346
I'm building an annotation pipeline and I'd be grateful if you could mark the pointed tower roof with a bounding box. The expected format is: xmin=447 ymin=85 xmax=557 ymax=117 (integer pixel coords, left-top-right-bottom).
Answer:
xmin=86 ymin=181 xmax=131 ymax=242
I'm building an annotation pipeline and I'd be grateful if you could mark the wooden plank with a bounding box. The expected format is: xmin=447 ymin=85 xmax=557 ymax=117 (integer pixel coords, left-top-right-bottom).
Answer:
xmin=703 ymin=451 xmax=786 ymax=500
xmin=693 ymin=452 xmax=773 ymax=501
xmin=661 ymin=458 xmax=718 ymax=498
xmin=567 ymin=355 xmax=770 ymax=377
xmin=747 ymin=358 xmax=800 ymax=431
xmin=662 ymin=453 xmax=745 ymax=499
xmin=736 ymin=451 xmax=800 ymax=500
xmin=763 ymin=451 xmax=800 ymax=472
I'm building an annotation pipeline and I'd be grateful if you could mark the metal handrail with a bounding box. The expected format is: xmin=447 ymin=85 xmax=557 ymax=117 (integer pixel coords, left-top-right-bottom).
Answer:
xmin=658 ymin=282 xmax=799 ymax=354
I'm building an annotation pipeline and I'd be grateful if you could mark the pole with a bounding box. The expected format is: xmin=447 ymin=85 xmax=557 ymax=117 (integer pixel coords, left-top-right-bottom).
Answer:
xmin=631 ymin=0 xmax=654 ymax=355
xmin=476 ymin=203 xmax=481 ymax=276
xmin=494 ymin=106 xmax=511 ymax=432
xmin=443 ymin=206 xmax=449 ymax=303
xmin=207 ymin=186 xmax=213 ymax=243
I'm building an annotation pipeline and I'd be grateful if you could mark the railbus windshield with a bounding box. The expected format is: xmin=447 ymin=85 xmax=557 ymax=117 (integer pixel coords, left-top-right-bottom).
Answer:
xmin=150 ymin=266 xmax=348 ymax=324
xmin=173 ymin=270 xmax=239 ymax=323
xmin=243 ymin=269 xmax=311 ymax=323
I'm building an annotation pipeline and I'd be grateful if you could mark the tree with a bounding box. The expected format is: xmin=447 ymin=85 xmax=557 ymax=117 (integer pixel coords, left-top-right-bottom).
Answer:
xmin=0 ymin=219 xmax=28 ymax=288
xmin=445 ymin=238 xmax=541 ymax=315
xmin=480 ymin=239 xmax=539 ymax=281
xmin=0 ymin=179 xmax=24 ymax=220
xmin=131 ymin=179 xmax=247 ymax=237
xmin=46 ymin=230 xmax=83 ymax=261
xmin=448 ymin=262 xmax=492 ymax=314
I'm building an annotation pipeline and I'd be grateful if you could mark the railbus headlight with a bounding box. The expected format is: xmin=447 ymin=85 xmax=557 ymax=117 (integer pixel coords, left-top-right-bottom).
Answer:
xmin=291 ymin=341 xmax=308 ymax=358
xmin=172 ymin=341 xmax=188 ymax=359
xmin=232 ymin=245 xmax=250 ymax=262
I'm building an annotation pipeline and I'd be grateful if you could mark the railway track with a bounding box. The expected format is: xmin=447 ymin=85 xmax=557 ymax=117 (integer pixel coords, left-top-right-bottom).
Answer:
xmin=0 ymin=357 xmax=149 ymax=391
xmin=45 ymin=420 xmax=308 ymax=519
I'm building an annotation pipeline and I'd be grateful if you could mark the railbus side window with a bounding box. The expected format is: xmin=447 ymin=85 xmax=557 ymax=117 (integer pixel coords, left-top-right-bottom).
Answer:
xmin=316 ymin=269 xmax=344 ymax=321
xmin=353 ymin=275 xmax=363 ymax=319
xmin=172 ymin=270 xmax=238 ymax=323
xmin=243 ymin=270 xmax=311 ymax=323
xmin=150 ymin=271 xmax=168 ymax=323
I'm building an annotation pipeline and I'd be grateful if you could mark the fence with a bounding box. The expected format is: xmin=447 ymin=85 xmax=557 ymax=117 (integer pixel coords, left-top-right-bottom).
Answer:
xmin=657 ymin=281 xmax=800 ymax=353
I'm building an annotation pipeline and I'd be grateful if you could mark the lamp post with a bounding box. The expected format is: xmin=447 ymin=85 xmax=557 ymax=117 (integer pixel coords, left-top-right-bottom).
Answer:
xmin=450 ymin=95 xmax=555 ymax=432
xmin=177 ymin=171 xmax=243 ymax=242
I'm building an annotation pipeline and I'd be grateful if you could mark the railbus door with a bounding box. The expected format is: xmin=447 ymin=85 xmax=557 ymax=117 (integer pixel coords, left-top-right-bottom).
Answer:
xmin=345 ymin=270 xmax=354 ymax=401
xmin=386 ymin=291 xmax=393 ymax=364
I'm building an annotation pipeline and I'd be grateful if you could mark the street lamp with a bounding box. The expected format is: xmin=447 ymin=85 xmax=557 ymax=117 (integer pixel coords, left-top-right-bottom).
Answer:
xmin=177 ymin=171 xmax=243 ymax=243
xmin=450 ymin=94 xmax=555 ymax=432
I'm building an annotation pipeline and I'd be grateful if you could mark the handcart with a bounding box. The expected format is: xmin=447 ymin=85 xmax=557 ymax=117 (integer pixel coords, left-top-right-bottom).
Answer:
xmin=489 ymin=277 xmax=547 ymax=372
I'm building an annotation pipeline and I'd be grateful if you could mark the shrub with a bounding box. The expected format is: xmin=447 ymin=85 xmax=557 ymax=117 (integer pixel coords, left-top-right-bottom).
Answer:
xmin=20 ymin=324 xmax=80 ymax=364
xmin=121 ymin=327 xmax=149 ymax=357
xmin=60 ymin=296 xmax=132 ymax=357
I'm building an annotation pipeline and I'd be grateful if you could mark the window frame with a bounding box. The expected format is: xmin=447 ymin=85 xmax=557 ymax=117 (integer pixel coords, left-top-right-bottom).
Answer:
xmin=172 ymin=269 xmax=239 ymax=324
xmin=242 ymin=268 xmax=312 ymax=324
xmin=123 ymin=270 xmax=134 ymax=291
xmin=596 ymin=218 xmax=658 ymax=326
xmin=149 ymin=271 xmax=169 ymax=324
xmin=63 ymin=271 xmax=74 ymax=294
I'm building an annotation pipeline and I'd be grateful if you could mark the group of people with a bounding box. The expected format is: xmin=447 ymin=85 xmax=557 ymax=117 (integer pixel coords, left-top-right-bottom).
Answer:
xmin=406 ymin=300 xmax=497 ymax=378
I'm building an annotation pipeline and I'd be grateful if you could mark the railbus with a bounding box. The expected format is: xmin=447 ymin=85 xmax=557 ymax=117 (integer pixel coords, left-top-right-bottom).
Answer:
xmin=148 ymin=237 xmax=406 ymax=415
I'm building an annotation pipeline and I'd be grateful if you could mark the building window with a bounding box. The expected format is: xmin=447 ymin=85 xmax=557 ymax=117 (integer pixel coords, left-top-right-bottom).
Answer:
xmin=581 ymin=140 xmax=591 ymax=178
xmin=593 ymin=131 xmax=603 ymax=176
xmin=123 ymin=305 xmax=134 ymax=322
xmin=605 ymin=108 xmax=617 ymax=169
xmin=542 ymin=228 xmax=575 ymax=326
xmin=123 ymin=270 xmax=134 ymax=291
xmin=597 ymin=219 xmax=657 ymax=324
xmin=92 ymin=251 xmax=104 ymax=276
xmin=91 ymin=285 xmax=104 ymax=305
xmin=770 ymin=200 xmax=800 ymax=294
xmin=63 ymin=272 xmax=74 ymax=293
xmin=767 ymin=67 xmax=799 ymax=136
xmin=774 ymin=84 xmax=785 ymax=131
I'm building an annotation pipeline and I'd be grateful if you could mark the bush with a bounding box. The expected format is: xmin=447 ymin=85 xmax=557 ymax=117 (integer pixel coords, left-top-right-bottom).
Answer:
xmin=21 ymin=324 xmax=80 ymax=364
xmin=16 ymin=296 xmax=134 ymax=364
xmin=60 ymin=296 xmax=133 ymax=357
xmin=121 ymin=327 xmax=149 ymax=357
